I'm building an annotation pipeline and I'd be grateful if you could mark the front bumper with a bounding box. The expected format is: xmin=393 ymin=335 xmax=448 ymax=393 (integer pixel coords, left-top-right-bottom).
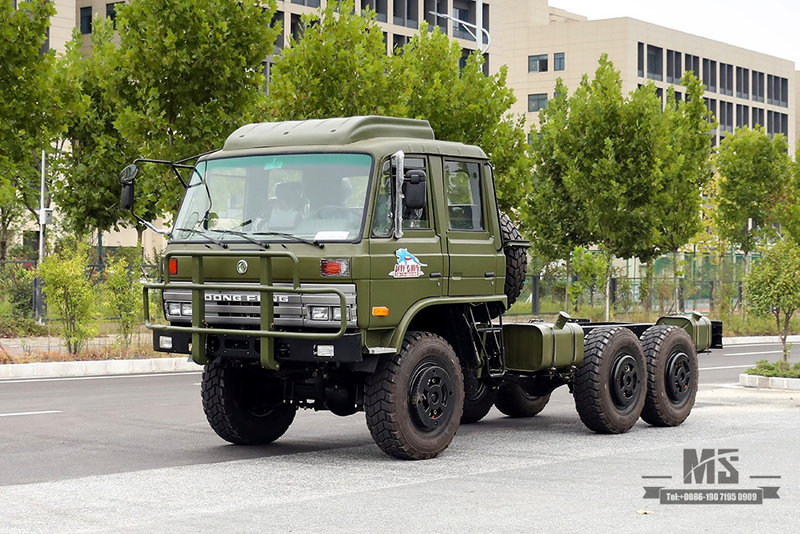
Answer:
xmin=153 ymin=328 xmax=363 ymax=363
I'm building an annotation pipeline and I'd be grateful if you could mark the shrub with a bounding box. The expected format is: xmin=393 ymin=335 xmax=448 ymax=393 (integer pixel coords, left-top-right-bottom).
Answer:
xmin=38 ymin=242 xmax=97 ymax=355
xmin=103 ymin=254 xmax=143 ymax=350
xmin=745 ymin=359 xmax=800 ymax=378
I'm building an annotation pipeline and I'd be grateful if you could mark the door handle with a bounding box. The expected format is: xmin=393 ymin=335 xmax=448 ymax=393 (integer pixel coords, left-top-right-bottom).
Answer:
xmin=484 ymin=272 xmax=495 ymax=278
xmin=430 ymin=272 xmax=442 ymax=278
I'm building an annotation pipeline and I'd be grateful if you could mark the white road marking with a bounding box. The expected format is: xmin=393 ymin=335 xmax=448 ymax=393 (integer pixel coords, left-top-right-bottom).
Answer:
xmin=0 ymin=371 xmax=202 ymax=385
xmin=724 ymin=350 xmax=784 ymax=356
xmin=0 ymin=410 xmax=62 ymax=418
xmin=700 ymin=364 xmax=756 ymax=371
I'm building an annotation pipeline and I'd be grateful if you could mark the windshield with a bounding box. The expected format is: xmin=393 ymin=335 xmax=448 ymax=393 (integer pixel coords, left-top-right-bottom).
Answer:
xmin=172 ymin=153 xmax=373 ymax=244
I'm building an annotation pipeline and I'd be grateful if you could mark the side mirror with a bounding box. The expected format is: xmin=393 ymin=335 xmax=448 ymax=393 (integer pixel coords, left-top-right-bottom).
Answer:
xmin=119 ymin=164 xmax=138 ymax=185
xmin=120 ymin=164 xmax=138 ymax=211
xmin=403 ymin=169 xmax=427 ymax=210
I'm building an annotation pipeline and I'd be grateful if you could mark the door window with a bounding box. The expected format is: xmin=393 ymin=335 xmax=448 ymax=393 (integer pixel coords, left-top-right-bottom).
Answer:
xmin=445 ymin=160 xmax=483 ymax=230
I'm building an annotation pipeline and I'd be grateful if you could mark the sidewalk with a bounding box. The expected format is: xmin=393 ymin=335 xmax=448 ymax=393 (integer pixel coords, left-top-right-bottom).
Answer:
xmin=2 ymin=333 xmax=796 ymax=381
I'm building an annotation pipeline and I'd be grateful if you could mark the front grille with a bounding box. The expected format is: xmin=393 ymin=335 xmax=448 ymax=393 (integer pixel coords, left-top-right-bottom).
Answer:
xmin=163 ymin=282 xmax=356 ymax=328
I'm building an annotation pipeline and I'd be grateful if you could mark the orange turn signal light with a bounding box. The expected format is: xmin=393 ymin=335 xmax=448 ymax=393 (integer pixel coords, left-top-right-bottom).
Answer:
xmin=168 ymin=258 xmax=178 ymax=276
xmin=371 ymin=306 xmax=389 ymax=317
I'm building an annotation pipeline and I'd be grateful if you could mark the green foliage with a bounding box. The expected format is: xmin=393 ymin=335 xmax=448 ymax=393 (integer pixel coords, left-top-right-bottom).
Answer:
xmin=745 ymin=360 xmax=800 ymax=378
xmin=715 ymin=127 xmax=791 ymax=257
xmin=269 ymin=1 xmax=404 ymax=120
xmin=38 ymin=241 xmax=97 ymax=355
xmin=569 ymin=248 xmax=607 ymax=308
xmin=53 ymin=20 xmax=139 ymax=235
xmin=103 ymin=253 xmax=143 ymax=350
xmin=746 ymin=238 xmax=800 ymax=361
xmin=526 ymin=78 xmax=592 ymax=264
xmin=654 ymin=74 xmax=714 ymax=259
xmin=114 ymin=0 xmax=279 ymax=219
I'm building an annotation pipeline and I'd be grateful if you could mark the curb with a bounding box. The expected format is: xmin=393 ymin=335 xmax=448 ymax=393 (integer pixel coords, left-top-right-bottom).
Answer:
xmin=724 ymin=335 xmax=800 ymax=345
xmin=739 ymin=373 xmax=800 ymax=390
xmin=0 ymin=357 xmax=200 ymax=380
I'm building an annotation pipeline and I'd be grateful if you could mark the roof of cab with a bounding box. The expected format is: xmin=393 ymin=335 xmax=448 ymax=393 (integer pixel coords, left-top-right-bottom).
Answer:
xmin=223 ymin=116 xmax=436 ymax=151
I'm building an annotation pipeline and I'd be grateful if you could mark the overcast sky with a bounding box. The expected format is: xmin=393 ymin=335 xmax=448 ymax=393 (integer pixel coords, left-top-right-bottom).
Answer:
xmin=551 ymin=0 xmax=800 ymax=68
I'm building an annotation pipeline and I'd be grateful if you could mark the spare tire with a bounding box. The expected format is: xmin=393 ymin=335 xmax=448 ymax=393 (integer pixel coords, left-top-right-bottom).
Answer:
xmin=483 ymin=212 xmax=527 ymax=319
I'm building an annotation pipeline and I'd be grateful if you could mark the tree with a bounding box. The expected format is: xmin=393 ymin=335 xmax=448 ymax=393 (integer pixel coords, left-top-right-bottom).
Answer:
xmin=526 ymin=79 xmax=593 ymax=309
xmin=654 ymin=75 xmax=714 ymax=312
xmin=746 ymin=238 xmax=800 ymax=361
xmin=714 ymin=126 xmax=791 ymax=316
xmin=104 ymin=253 xmax=143 ymax=351
xmin=561 ymin=56 xmax=666 ymax=319
xmin=52 ymin=20 xmax=140 ymax=237
xmin=0 ymin=0 xmax=59 ymax=258
xmin=113 ymin=0 xmax=279 ymax=219
xmin=268 ymin=1 xmax=405 ymax=121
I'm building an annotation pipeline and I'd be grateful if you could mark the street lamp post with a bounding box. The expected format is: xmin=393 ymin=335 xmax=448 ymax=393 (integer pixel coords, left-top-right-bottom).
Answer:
xmin=428 ymin=7 xmax=491 ymax=55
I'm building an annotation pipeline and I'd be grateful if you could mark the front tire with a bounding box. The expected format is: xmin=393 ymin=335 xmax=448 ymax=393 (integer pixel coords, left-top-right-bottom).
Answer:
xmin=494 ymin=383 xmax=551 ymax=418
xmin=573 ymin=327 xmax=646 ymax=434
xmin=201 ymin=358 xmax=296 ymax=445
xmin=639 ymin=325 xmax=698 ymax=426
xmin=364 ymin=332 xmax=464 ymax=460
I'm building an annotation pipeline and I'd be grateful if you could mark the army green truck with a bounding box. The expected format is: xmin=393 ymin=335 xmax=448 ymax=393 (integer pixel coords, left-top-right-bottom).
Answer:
xmin=119 ymin=116 xmax=722 ymax=460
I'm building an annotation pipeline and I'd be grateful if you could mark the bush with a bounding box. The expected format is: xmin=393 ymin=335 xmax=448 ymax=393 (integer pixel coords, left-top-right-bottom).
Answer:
xmin=103 ymin=253 xmax=143 ymax=350
xmin=745 ymin=359 xmax=800 ymax=378
xmin=38 ymin=242 xmax=97 ymax=355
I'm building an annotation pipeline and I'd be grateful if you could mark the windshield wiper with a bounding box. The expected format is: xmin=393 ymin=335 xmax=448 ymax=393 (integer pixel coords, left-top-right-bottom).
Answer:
xmin=173 ymin=227 xmax=229 ymax=249
xmin=253 ymin=231 xmax=324 ymax=248
xmin=208 ymin=222 xmax=270 ymax=249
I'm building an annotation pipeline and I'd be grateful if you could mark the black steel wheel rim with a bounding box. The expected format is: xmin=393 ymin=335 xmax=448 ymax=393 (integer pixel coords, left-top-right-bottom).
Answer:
xmin=610 ymin=353 xmax=640 ymax=409
xmin=665 ymin=350 xmax=692 ymax=404
xmin=409 ymin=362 xmax=454 ymax=431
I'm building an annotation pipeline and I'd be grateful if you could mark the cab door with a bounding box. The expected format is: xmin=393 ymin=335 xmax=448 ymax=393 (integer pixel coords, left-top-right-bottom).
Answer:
xmin=442 ymin=159 xmax=498 ymax=297
xmin=369 ymin=155 xmax=444 ymax=327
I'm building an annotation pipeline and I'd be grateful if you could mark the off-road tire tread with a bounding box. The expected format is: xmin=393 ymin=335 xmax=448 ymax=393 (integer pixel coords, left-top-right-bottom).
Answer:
xmin=573 ymin=327 xmax=645 ymax=434
xmin=639 ymin=325 xmax=697 ymax=427
xmin=364 ymin=331 xmax=464 ymax=460
xmin=201 ymin=358 xmax=296 ymax=445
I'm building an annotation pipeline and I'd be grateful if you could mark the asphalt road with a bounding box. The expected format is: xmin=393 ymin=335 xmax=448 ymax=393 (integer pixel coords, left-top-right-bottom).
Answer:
xmin=0 ymin=342 xmax=797 ymax=533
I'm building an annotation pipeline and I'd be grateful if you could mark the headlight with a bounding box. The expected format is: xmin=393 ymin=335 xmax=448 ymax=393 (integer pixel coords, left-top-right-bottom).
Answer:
xmin=332 ymin=307 xmax=350 ymax=321
xmin=167 ymin=302 xmax=181 ymax=315
xmin=310 ymin=306 xmax=329 ymax=321
xmin=181 ymin=303 xmax=192 ymax=316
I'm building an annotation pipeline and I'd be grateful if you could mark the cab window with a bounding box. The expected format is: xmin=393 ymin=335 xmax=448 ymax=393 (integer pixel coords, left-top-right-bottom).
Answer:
xmin=445 ymin=160 xmax=484 ymax=230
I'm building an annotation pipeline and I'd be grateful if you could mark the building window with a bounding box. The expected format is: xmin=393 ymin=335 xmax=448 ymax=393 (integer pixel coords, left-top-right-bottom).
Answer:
xmin=290 ymin=13 xmax=303 ymax=42
xmin=685 ymin=54 xmax=700 ymax=79
xmin=768 ymin=75 xmax=789 ymax=107
xmin=106 ymin=3 xmax=121 ymax=28
xmin=719 ymin=63 xmax=733 ymax=96
xmin=719 ymin=101 xmax=733 ymax=132
xmin=554 ymin=52 xmax=565 ymax=71
xmin=752 ymin=107 xmax=764 ymax=127
xmin=528 ymin=93 xmax=548 ymax=112
xmin=702 ymin=58 xmax=716 ymax=92
xmin=666 ymin=49 xmax=682 ymax=83
xmin=736 ymin=104 xmax=749 ymax=128
xmin=647 ymin=45 xmax=662 ymax=81
xmin=272 ymin=11 xmax=284 ymax=51
xmin=452 ymin=0 xmax=475 ymax=41
xmin=393 ymin=0 xmax=419 ymax=29
xmin=80 ymin=6 xmax=92 ymax=34
xmin=751 ymin=71 xmax=764 ymax=103
xmin=364 ymin=0 xmax=389 ymax=23
xmin=528 ymin=54 xmax=548 ymax=73
xmin=423 ymin=0 xmax=446 ymax=32
xmin=736 ymin=67 xmax=749 ymax=99
xmin=291 ymin=0 xmax=321 ymax=6
xmin=674 ymin=91 xmax=683 ymax=103
xmin=704 ymin=98 xmax=717 ymax=124
xmin=393 ymin=33 xmax=408 ymax=52
xmin=637 ymin=42 xmax=644 ymax=78
xmin=780 ymin=113 xmax=788 ymax=136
